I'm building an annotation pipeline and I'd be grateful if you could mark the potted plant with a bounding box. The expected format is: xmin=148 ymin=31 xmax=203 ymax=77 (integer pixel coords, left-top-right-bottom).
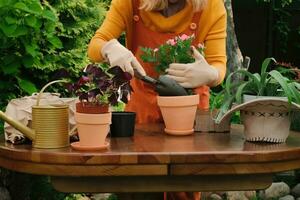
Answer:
xmin=66 ymin=63 xmax=132 ymax=150
xmin=276 ymin=62 xmax=300 ymax=131
xmin=140 ymin=34 xmax=204 ymax=135
xmin=109 ymin=90 xmax=136 ymax=138
xmin=215 ymin=58 xmax=300 ymax=143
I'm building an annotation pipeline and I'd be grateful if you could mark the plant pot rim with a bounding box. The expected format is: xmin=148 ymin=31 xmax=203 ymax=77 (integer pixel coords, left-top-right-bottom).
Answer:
xmin=243 ymin=94 xmax=288 ymax=102
xmin=157 ymin=94 xmax=199 ymax=107
xmin=157 ymin=94 xmax=198 ymax=99
xmin=216 ymin=97 xmax=300 ymax=124
xmin=112 ymin=111 xmax=136 ymax=115
xmin=76 ymin=102 xmax=109 ymax=114
xmin=75 ymin=112 xmax=112 ymax=124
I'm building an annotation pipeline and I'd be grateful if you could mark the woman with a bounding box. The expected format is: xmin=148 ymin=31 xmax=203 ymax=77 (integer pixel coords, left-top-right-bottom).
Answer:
xmin=88 ymin=0 xmax=226 ymax=123
xmin=88 ymin=0 xmax=226 ymax=199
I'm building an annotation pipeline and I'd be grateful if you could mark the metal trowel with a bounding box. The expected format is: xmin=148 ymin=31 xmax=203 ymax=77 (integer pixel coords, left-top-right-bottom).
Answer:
xmin=134 ymin=69 xmax=188 ymax=96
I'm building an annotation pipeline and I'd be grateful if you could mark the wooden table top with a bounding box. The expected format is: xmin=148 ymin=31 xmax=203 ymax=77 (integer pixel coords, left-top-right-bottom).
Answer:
xmin=1 ymin=124 xmax=300 ymax=177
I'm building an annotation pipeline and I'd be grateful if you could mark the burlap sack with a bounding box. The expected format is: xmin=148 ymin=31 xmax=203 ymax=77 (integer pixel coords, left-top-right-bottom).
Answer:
xmin=4 ymin=93 xmax=77 ymax=143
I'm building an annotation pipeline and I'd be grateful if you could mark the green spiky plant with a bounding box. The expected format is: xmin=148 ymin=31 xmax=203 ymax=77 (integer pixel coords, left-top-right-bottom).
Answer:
xmin=214 ymin=57 xmax=300 ymax=123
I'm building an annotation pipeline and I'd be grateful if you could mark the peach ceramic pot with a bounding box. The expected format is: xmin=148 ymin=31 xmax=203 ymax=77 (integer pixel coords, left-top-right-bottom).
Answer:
xmin=157 ymin=95 xmax=199 ymax=135
xmin=75 ymin=112 xmax=111 ymax=146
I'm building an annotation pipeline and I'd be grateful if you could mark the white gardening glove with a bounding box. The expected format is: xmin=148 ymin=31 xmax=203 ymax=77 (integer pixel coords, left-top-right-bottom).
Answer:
xmin=166 ymin=46 xmax=219 ymax=88
xmin=101 ymin=39 xmax=146 ymax=76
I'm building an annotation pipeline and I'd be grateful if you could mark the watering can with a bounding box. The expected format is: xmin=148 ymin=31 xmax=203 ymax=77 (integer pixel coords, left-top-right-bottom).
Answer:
xmin=0 ymin=80 xmax=74 ymax=149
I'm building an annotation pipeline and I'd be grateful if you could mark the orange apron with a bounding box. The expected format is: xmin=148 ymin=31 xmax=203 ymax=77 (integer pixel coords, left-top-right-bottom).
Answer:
xmin=125 ymin=0 xmax=209 ymax=125
xmin=126 ymin=2 xmax=204 ymax=199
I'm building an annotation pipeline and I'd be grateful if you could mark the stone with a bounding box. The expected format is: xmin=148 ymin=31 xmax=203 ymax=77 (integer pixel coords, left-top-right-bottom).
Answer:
xmin=257 ymin=190 xmax=265 ymax=199
xmin=279 ymin=195 xmax=295 ymax=200
xmin=226 ymin=191 xmax=248 ymax=200
xmin=209 ymin=193 xmax=223 ymax=200
xmin=0 ymin=187 xmax=11 ymax=200
xmin=90 ymin=193 xmax=112 ymax=200
xmin=292 ymin=183 xmax=300 ymax=197
xmin=265 ymin=182 xmax=290 ymax=199
xmin=78 ymin=196 xmax=90 ymax=200
xmin=244 ymin=191 xmax=256 ymax=199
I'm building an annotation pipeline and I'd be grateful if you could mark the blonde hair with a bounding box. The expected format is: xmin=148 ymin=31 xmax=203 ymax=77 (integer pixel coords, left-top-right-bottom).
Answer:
xmin=140 ymin=0 xmax=207 ymax=12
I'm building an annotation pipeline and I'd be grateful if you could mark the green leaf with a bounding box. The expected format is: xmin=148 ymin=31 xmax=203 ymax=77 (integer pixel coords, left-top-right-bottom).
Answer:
xmin=28 ymin=1 xmax=43 ymax=14
xmin=0 ymin=22 xmax=17 ymax=37
xmin=269 ymin=70 xmax=293 ymax=102
xmin=225 ymin=69 xmax=260 ymax=96
xmin=0 ymin=0 xmax=12 ymax=7
xmin=261 ymin=57 xmax=276 ymax=75
xmin=14 ymin=2 xmax=42 ymax=15
xmin=25 ymin=15 xmax=37 ymax=27
xmin=294 ymin=82 xmax=300 ymax=90
xmin=24 ymin=43 xmax=38 ymax=57
xmin=1 ymin=60 xmax=21 ymax=75
xmin=22 ymin=55 xmax=34 ymax=68
xmin=5 ymin=16 xmax=17 ymax=24
xmin=47 ymin=35 xmax=62 ymax=48
xmin=289 ymin=83 xmax=300 ymax=104
xmin=260 ymin=58 xmax=276 ymax=93
xmin=13 ymin=2 xmax=30 ymax=12
xmin=43 ymin=10 xmax=57 ymax=22
xmin=235 ymin=82 xmax=249 ymax=103
xmin=10 ymin=26 xmax=28 ymax=37
xmin=17 ymin=78 xmax=37 ymax=95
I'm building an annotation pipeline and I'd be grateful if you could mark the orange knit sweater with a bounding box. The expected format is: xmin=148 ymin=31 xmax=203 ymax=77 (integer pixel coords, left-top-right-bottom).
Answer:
xmin=88 ymin=0 xmax=227 ymax=83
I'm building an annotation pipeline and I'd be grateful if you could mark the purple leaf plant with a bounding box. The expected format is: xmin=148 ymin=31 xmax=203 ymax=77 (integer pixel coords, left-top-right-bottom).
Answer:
xmin=66 ymin=63 xmax=132 ymax=106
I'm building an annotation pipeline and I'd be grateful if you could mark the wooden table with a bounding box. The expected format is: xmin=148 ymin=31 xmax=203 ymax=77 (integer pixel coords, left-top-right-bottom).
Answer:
xmin=1 ymin=124 xmax=300 ymax=193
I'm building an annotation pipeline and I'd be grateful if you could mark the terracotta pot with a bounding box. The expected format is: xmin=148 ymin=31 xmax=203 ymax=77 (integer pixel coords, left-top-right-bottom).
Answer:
xmin=75 ymin=112 xmax=111 ymax=146
xmin=157 ymin=95 xmax=199 ymax=135
xmin=76 ymin=102 xmax=109 ymax=114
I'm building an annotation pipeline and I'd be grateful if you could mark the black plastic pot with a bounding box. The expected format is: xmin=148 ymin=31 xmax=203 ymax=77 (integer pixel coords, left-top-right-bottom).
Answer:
xmin=110 ymin=112 xmax=136 ymax=137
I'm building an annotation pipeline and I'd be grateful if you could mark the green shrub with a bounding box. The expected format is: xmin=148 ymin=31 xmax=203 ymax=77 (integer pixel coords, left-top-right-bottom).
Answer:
xmin=0 ymin=0 xmax=107 ymax=134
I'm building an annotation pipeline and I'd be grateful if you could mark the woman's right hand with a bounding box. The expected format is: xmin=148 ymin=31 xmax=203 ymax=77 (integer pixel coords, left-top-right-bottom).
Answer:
xmin=101 ymin=39 xmax=146 ymax=76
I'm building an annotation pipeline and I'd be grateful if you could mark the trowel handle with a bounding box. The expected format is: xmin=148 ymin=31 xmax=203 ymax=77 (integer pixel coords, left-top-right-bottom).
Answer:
xmin=133 ymin=69 xmax=158 ymax=85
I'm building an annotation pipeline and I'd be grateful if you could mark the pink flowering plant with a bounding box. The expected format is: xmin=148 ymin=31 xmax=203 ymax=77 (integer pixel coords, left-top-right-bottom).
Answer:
xmin=140 ymin=34 xmax=205 ymax=73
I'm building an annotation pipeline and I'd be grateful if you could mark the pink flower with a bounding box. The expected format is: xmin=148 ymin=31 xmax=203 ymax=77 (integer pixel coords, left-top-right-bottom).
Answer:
xmin=179 ymin=34 xmax=189 ymax=41
xmin=153 ymin=48 xmax=158 ymax=52
xmin=166 ymin=39 xmax=176 ymax=46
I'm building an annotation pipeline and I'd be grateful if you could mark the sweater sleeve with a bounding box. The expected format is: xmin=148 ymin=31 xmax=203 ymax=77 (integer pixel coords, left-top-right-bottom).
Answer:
xmin=202 ymin=0 xmax=227 ymax=85
xmin=87 ymin=0 xmax=131 ymax=63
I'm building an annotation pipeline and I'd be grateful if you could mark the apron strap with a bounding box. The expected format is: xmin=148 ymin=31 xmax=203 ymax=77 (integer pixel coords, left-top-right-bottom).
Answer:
xmin=190 ymin=11 xmax=202 ymax=43
xmin=131 ymin=0 xmax=140 ymax=53
xmin=132 ymin=0 xmax=139 ymax=17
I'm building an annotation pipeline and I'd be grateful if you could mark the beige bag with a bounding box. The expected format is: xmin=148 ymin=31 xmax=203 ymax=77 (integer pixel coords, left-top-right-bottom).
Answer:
xmin=4 ymin=93 xmax=77 ymax=143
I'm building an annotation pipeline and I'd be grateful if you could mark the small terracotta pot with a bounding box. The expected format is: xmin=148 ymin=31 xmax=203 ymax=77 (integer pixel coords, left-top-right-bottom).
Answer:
xmin=75 ymin=112 xmax=111 ymax=146
xmin=157 ymin=95 xmax=199 ymax=135
xmin=76 ymin=102 xmax=109 ymax=114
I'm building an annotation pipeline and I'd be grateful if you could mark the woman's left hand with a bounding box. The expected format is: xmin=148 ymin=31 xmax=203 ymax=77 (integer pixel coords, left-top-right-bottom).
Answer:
xmin=166 ymin=46 xmax=219 ymax=88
